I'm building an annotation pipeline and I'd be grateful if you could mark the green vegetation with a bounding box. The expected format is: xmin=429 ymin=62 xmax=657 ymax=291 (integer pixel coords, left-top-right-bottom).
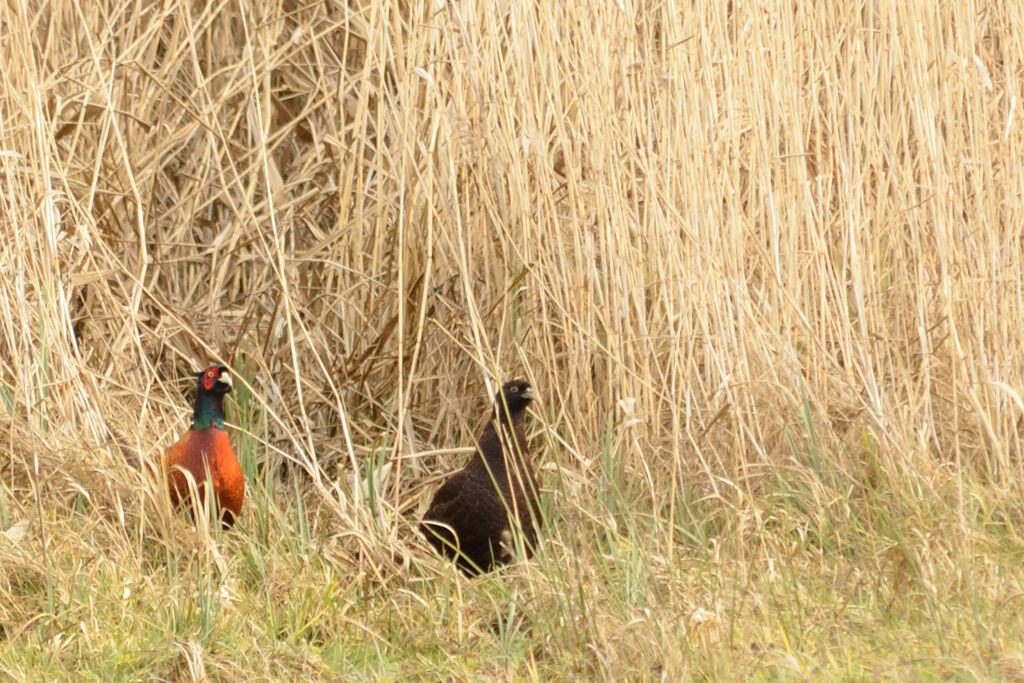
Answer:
xmin=3 ymin=0 xmax=1024 ymax=678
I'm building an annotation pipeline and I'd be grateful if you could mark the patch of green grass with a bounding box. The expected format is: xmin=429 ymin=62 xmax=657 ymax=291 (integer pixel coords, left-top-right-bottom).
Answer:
xmin=5 ymin=445 xmax=1024 ymax=679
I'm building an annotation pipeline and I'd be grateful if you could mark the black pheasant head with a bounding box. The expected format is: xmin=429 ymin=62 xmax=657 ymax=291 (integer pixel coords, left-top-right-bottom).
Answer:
xmin=495 ymin=379 xmax=536 ymax=417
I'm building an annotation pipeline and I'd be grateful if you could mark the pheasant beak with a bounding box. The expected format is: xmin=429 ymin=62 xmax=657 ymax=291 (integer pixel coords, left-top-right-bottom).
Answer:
xmin=219 ymin=373 xmax=233 ymax=388
xmin=521 ymin=387 xmax=536 ymax=400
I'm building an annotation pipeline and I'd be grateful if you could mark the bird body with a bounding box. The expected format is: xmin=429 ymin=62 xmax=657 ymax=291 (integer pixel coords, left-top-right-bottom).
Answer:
xmin=163 ymin=365 xmax=244 ymax=527
xmin=421 ymin=379 xmax=541 ymax=575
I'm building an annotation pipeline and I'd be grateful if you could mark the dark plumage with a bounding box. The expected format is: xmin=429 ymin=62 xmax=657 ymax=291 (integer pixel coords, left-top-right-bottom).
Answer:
xmin=421 ymin=379 xmax=542 ymax=576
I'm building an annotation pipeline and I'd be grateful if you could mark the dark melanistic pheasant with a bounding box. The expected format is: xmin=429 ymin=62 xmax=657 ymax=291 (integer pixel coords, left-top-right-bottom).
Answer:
xmin=420 ymin=379 xmax=542 ymax=576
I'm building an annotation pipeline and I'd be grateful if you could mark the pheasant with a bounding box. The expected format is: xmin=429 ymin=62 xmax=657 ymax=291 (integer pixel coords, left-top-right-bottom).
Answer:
xmin=162 ymin=365 xmax=244 ymax=528
xmin=421 ymin=379 xmax=542 ymax=575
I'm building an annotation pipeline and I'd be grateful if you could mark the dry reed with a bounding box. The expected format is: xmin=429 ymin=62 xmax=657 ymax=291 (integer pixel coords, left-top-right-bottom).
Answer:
xmin=2 ymin=0 xmax=1024 ymax=677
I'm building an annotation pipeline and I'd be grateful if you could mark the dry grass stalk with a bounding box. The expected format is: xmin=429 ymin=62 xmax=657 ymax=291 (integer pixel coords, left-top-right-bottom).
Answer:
xmin=2 ymin=0 xmax=1024 ymax=677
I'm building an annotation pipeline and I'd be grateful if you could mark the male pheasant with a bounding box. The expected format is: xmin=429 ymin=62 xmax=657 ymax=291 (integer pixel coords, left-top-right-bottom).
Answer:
xmin=420 ymin=379 xmax=542 ymax=575
xmin=163 ymin=365 xmax=244 ymax=528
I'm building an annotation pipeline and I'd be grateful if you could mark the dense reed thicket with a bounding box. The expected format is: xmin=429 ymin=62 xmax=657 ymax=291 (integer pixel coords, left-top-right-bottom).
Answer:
xmin=3 ymin=0 xmax=1024 ymax=677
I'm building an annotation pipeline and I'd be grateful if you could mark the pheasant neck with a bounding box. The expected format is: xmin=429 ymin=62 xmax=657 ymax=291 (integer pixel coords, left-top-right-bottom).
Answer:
xmin=489 ymin=409 xmax=527 ymax=462
xmin=496 ymin=406 xmax=523 ymax=428
xmin=192 ymin=393 xmax=226 ymax=431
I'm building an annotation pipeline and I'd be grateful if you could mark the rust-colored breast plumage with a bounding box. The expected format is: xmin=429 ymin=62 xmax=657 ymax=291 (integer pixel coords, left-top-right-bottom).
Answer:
xmin=163 ymin=427 xmax=244 ymax=526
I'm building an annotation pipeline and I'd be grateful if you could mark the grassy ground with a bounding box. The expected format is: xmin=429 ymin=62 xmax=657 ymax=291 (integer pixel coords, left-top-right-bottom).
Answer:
xmin=4 ymin=0 xmax=1024 ymax=679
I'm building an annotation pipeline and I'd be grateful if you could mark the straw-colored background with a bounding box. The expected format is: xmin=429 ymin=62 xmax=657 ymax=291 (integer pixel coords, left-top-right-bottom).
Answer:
xmin=3 ymin=0 xmax=1024 ymax=677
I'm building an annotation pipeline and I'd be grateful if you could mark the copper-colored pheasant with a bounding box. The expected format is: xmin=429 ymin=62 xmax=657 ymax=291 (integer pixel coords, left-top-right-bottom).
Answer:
xmin=420 ymin=379 xmax=542 ymax=575
xmin=163 ymin=365 xmax=244 ymax=527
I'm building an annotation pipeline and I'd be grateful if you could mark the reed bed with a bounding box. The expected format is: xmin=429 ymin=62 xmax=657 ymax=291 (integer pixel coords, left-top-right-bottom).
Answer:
xmin=3 ymin=0 xmax=1024 ymax=678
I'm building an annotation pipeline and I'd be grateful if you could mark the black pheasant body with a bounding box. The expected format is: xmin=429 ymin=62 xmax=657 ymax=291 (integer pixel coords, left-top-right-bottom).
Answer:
xmin=421 ymin=380 xmax=541 ymax=575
